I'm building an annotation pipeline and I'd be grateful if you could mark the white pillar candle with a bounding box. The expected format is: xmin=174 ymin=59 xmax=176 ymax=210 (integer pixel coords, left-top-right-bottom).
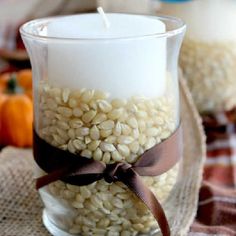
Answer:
xmin=159 ymin=0 xmax=236 ymax=42
xmin=44 ymin=11 xmax=166 ymax=98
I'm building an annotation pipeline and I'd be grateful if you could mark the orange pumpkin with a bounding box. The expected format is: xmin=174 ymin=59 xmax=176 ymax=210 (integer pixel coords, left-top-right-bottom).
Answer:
xmin=18 ymin=69 xmax=33 ymax=100
xmin=17 ymin=69 xmax=32 ymax=90
xmin=0 ymin=69 xmax=32 ymax=99
xmin=0 ymin=73 xmax=33 ymax=147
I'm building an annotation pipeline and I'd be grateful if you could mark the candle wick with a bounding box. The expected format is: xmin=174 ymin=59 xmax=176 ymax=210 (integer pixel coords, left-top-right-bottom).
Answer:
xmin=97 ymin=7 xmax=110 ymax=29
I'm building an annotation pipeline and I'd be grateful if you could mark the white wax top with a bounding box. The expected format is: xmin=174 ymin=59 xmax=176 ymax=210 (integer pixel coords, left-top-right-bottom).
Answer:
xmin=44 ymin=14 xmax=167 ymax=98
xmin=46 ymin=14 xmax=165 ymax=38
xmin=160 ymin=0 xmax=236 ymax=42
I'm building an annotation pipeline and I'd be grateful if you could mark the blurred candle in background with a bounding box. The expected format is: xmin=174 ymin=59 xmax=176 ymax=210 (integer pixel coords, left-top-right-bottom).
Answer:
xmin=158 ymin=0 xmax=236 ymax=113
xmin=159 ymin=0 xmax=236 ymax=42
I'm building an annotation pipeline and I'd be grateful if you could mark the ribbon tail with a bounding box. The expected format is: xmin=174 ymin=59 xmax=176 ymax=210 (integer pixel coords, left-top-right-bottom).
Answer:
xmin=36 ymin=167 xmax=104 ymax=190
xmin=36 ymin=166 xmax=73 ymax=190
xmin=119 ymin=168 xmax=170 ymax=236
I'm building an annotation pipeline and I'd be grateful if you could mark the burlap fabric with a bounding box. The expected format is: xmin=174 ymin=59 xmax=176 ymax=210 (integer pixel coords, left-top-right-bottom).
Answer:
xmin=0 ymin=79 xmax=206 ymax=236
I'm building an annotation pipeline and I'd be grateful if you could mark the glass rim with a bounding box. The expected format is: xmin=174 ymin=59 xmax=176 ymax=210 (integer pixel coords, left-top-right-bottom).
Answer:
xmin=20 ymin=13 xmax=186 ymax=42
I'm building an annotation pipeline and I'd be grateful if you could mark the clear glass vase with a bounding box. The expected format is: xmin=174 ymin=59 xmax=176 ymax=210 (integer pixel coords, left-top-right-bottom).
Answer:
xmin=158 ymin=0 xmax=236 ymax=113
xmin=21 ymin=13 xmax=185 ymax=236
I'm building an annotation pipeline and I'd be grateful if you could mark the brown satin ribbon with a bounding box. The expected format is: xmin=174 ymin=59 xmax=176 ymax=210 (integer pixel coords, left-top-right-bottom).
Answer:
xmin=33 ymin=126 xmax=182 ymax=236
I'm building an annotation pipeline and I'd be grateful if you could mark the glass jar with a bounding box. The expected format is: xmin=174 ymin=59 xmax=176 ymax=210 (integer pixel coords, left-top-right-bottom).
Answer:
xmin=158 ymin=0 xmax=236 ymax=113
xmin=21 ymin=13 xmax=185 ymax=236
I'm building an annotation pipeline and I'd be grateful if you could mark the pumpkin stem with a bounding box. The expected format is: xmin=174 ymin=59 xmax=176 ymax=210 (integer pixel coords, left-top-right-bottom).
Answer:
xmin=6 ymin=73 xmax=24 ymax=94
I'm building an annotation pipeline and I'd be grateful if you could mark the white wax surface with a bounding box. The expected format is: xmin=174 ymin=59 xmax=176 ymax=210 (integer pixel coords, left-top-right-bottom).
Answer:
xmin=160 ymin=0 xmax=236 ymax=42
xmin=44 ymin=14 xmax=167 ymax=98
xmin=46 ymin=14 xmax=165 ymax=38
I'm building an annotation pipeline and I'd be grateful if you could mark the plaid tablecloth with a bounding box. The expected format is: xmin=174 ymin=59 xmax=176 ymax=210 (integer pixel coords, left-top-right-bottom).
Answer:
xmin=190 ymin=110 xmax=236 ymax=235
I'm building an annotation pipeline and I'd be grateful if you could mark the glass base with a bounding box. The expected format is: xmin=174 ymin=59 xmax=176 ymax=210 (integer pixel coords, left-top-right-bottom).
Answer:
xmin=43 ymin=209 xmax=75 ymax=236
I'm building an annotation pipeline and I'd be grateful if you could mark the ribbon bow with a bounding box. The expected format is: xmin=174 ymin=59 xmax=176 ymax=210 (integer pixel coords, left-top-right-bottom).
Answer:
xmin=33 ymin=126 xmax=182 ymax=236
